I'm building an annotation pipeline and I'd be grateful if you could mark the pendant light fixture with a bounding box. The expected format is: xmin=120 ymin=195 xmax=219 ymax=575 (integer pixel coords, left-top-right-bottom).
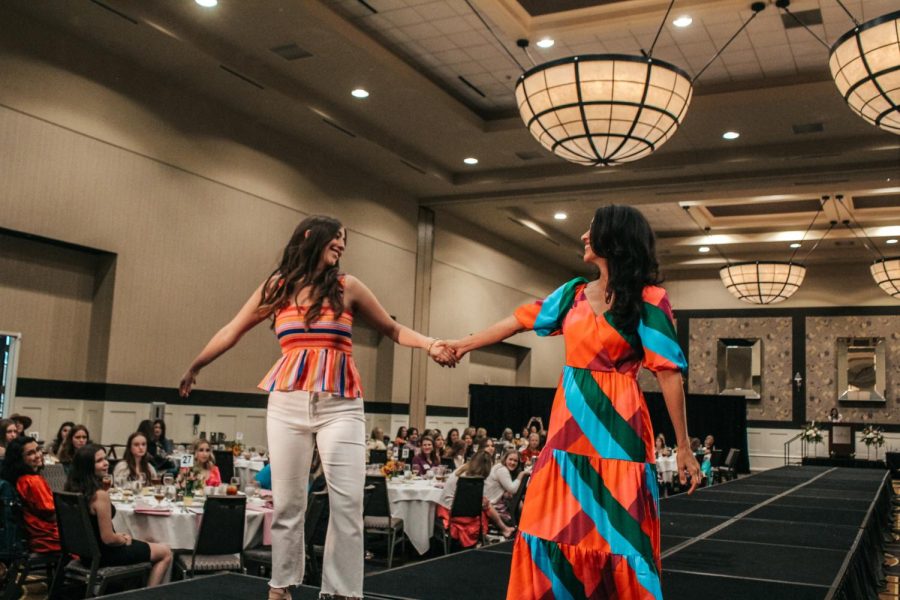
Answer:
xmin=777 ymin=1 xmax=900 ymax=135
xmin=513 ymin=2 xmax=767 ymax=166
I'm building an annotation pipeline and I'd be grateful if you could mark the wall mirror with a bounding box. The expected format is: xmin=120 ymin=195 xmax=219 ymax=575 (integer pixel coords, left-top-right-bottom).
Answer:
xmin=837 ymin=337 xmax=886 ymax=402
xmin=716 ymin=338 xmax=762 ymax=399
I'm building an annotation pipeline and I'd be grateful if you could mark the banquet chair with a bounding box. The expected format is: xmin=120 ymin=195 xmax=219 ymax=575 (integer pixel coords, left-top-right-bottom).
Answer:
xmin=363 ymin=475 xmax=404 ymax=568
xmin=51 ymin=492 xmax=151 ymax=598
xmin=213 ymin=451 xmax=235 ymax=483
xmin=174 ymin=495 xmax=245 ymax=579
xmin=715 ymin=449 xmax=741 ymax=482
xmin=435 ymin=476 xmax=485 ymax=554
xmin=440 ymin=457 xmax=456 ymax=470
xmin=42 ymin=464 xmax=67 ymax=494
xmin=369 ymin=449 xmax=388 ymax=465
xmin=1 ymin=480 xmax=62 ymax=600
xmin=509 ymin=472 xmax=530 ymax=526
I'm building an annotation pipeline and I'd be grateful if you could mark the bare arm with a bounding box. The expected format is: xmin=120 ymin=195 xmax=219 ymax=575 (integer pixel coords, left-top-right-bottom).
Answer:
xmin=92 ymin=491 xmax=129 ymax=546
xmin=179 ymin=281 xmax=271 ymax=396
xmin=345 ymin=275 xmax=455 ymax=364
xmin=657 ymin=369 xmax=701 ymax=494
xmin=450 ymin=315 xmax=524 ymax=358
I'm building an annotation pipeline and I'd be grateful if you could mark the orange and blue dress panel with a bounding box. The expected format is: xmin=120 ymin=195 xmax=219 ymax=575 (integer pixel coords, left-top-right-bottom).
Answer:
xmin=508 ymin=277 xmax=687 ymax=600
xmin=258 ymin=303 xmax=363 ymax=399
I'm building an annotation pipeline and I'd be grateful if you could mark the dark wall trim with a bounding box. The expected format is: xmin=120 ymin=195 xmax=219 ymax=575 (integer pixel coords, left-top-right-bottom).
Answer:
xmin=0 ymin=226 xmax=114 ymax=256
xmin=791 ymin=316 xmax=806 ymax=426
xmin=15 ymin=378 xmax=470 ymax=417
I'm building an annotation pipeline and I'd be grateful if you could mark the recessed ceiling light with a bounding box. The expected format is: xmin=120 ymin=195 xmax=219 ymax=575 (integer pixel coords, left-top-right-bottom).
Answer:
xmin=195 ymin=0 xmax=217 ymax=7
xmin=351 ymin=88 xmax=369 ymax=99
xmin=536 ymin=38 xmax=555 ymax=49
xmin=722 ymin=131 xmax=740 ymax=140
xmin=553 ymin=211 xmax=567 ymax=220
xmin=673 ymin=16 xmax=693 ymax=27
xmin=790 ymin=242 xmax=802 ymax=248
xmin=698 ymin=246 xmax=710 ymax=253
xmin=888 ymin=239 xmax=898 ymax=244
xmin=463 ymin=157 xmax=479 ymax=165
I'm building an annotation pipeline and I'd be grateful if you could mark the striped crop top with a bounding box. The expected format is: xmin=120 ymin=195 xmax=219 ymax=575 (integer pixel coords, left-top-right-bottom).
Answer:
xmin=258 ymin=303 xmax=363 ymax=398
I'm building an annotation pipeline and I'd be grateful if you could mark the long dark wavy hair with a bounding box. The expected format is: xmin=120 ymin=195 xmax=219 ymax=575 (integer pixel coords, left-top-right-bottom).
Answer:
xmin=1 ymin=436 xmax=39 ymax=486
xmin=51 ymin=421 xmax=75 ymax=456
xmin=58 ymin=425 xmax=90 ymax=465
xmin=589 ymin=205 xmax=662 ymax=336
xmin=258 ymin=216 xmax=345 ymax=328
xmin=65 ymin=443 xmax=106 ymax=500
xmin=123 ymin=432 xmax=153 ymax=481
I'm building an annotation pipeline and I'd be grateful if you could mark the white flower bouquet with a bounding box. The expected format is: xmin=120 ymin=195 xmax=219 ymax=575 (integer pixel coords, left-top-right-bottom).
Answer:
xmin=801 ymin=421 xmax=823 ymax=444
xmin=860 ymin=425 xmax=885 ymax=448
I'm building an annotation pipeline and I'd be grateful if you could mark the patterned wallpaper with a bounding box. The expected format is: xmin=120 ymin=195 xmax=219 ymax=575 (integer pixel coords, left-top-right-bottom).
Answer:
xmin=688 ymin=317 xmax=794 ymax=421
xmin=806 ymin=315 xmax=900 ymax=424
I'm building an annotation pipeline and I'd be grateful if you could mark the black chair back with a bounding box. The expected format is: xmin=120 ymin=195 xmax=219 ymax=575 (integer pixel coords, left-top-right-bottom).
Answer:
xmin=363 ymin=476 xmax=390 ymax=518
xmin=213 ymin=451 xmax=234 ymax=483
xmin=450 ymin=476 xmax=484 ymax=518
xmin=42 ymin=464 xmax=67 ymax=494
xmin=369 ymin=449 xmax=388 ymax=465
xmin=305 ymin=490 xmax=329 ymax=546
xmin=195 ymin=496 xmax=245 ymax=556
xmin=509 ymin=473 xmax=530 ymax=526
xmin=53 ymin=492 xmax=100 ymax=561
xmin=440 ymin=457 xmax=455 ymax=469
xmin=709 ymin=449 xmax=723 ymax=468
xmin=723 ymin=448 xmax=738 ymax=468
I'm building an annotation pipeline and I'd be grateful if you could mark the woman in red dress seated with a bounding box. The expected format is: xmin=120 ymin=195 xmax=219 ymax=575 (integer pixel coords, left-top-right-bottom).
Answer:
xmin=1 ymin=436 xmax=60 ymax=554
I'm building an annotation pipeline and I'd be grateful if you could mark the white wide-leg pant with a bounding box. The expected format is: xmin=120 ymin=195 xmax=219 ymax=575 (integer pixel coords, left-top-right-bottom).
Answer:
xmin=266 ymin=390 xmax=366 ymax=597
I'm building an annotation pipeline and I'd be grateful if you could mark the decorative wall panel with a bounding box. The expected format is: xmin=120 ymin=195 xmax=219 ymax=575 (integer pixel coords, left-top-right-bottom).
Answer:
xmin=806 ymin=315 xmax=900 ymax=424
xmin=689 ymin=317 xmax=793 ymax=421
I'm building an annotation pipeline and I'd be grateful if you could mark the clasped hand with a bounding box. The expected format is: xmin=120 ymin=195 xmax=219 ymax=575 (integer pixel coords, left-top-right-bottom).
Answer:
xmin=429 ymin=340 xmax=466 ymax=368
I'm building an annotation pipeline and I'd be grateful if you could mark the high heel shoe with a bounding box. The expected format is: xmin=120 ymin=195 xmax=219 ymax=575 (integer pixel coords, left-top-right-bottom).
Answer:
xmin=268 ymin=587 xmax=290 ymax=600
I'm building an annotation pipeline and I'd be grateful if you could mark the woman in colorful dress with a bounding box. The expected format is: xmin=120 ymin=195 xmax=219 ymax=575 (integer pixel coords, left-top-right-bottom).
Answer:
xmin=449 ymin=205 xmax=700 ymax=599
xmin=178 ymin=215 xmax=455 ymax=600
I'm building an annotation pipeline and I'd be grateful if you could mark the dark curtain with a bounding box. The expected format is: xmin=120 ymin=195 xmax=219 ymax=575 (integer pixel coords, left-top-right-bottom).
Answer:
xmin=469 ymin=385 xmax=749 ymax=473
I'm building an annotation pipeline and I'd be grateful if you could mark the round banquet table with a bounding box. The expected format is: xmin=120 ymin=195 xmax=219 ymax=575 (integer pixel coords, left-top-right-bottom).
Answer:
xmin=111 ymin=498 xmax=273 ymax=551
xmin=656 ymin=454 xmax=677 ymax=484
xmin=385 ymin=479 xmax=444 ymax=555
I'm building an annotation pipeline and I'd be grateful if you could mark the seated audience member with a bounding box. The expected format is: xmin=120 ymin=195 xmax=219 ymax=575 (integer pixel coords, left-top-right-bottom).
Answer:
xmin=518 ymin=432 xmax=542 ymax=464
xmin=444 ymin=441 xmax=467 ymax=469
xmin=66 ymin=444 xmax=172 ymax=585
xmin=498 ymin=428 xmax=516 ymax=453
xmin=484 ymin=449 xmax=529 ymax=524
xmin=405 ymin=427 xmax=420 ymax=450
xmin=703 ymin=435 xmax=715 ymax=452
xmin=654 ymin=434 xmax=670 ymax=458
xmin=689 ymin=437 xmax=712 ymax=485
xmin=446 ymin=428 xmax=460 ymax=446
xmin=138 ymin=420 xmax=173 ymax=473
xmin=828 ymin=407 xmax=843 ymax=423
xmin=473 ymin=436 xmax=495 ymax=458
xmin=255 ymin=463 xmax=272 ymax=491
xmin=152 ymin=419 xmax=174 ymax=455
xmin=366 ymin=427 xmax=387 ymax=462
xmin=1 ymin=436 xmax=60 ymax=553
xmin=394 ymin=426 xmax=408 ymax=447
xmin=0 ymin=419 xmax=18 ymax=459
xmin=10 ymin=414 xmax=33 ymax=437
xmin=411 ymin=436 xmax=440 ymax=475
xmin=462 ymin=432 xmax=475 ymax=460
xmin=57 ymin=425 xmax=90 ymax=473
xmin=436 ymin=450 xmax=515 ymax=544
xmin=182 ymin=439 xmax=221 ymax=487
xmin=433 ymin=434 xmax=446 ymax=457
xmin=50 ymin=422 xmax=75 ymax=461
xmin=113 ymin=432 xmax=158 ymax=488
xmin=475 ymin=427 xmax=488 ymax=439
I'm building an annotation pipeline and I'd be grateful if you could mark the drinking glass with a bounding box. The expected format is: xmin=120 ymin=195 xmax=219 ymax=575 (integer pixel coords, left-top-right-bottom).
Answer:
xmin=153 ymin=486 xmax=165 ymax=506
xmin=101 ymin=475 xmax=112 ymax=492
xmin=163 ymin=474 xmax=174 ymax=488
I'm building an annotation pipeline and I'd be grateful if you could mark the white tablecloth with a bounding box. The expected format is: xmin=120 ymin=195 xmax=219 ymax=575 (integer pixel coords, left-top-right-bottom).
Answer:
xmin=233 ymin=459 xmax=267 ymax=485
xmin=112 ymin=500 xmax=271 ymax=551
xmin=386 ymin=480 xmax=443 ymax=555
xmin=656 ymin=455 xmax=677 ymax=483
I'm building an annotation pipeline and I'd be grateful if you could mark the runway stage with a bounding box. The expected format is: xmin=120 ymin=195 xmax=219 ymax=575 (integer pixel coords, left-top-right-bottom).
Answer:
xmin=101 ymin=466 xmax=891 ymax=600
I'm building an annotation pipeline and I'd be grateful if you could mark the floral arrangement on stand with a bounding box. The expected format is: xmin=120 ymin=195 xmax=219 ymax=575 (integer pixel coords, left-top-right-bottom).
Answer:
xmin=860 ymin=425 xmax=885 ymax=460
xmin=801 ymin=421 xmax=823 ymax=457
xmin=381 ymin=460 xmax=405 ymax=478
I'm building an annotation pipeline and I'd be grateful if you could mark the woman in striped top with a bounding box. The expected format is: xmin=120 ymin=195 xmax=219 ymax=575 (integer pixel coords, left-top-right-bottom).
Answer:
xmin=179 ymin=215 xmax=455 ymax=600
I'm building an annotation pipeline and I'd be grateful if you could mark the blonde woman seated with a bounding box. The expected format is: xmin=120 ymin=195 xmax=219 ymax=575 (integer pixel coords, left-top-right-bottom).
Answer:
xmin=436 ymin=450 xmax=515 ymax=546
xmin=177 ymin=439 xmax=222 ymax=488
xmin=112 ymin=432 xmax=157 ymax=488
xmin=484 ymin=448 xmax=529 ymax=525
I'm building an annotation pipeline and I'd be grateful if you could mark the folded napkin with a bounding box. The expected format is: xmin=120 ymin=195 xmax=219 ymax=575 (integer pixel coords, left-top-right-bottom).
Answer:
xmin=245 ymin=503 xmax=271 ymax=512
xmin=134 ymin=506 xmax=172 ymax=516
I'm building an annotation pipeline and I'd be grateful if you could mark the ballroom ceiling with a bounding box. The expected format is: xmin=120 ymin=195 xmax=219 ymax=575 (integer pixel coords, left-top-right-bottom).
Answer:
xmin=7 ymin=0 xmax=899 ymax=275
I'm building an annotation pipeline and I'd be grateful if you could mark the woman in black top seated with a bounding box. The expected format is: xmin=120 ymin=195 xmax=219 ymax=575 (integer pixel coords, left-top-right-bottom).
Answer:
xmin=65 ymin=444 xmax=172 ymax=586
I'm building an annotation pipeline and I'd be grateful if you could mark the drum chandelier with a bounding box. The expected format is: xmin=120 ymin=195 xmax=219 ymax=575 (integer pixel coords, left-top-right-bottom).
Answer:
xmin=870 ymin=257 xmax=900 ymax=298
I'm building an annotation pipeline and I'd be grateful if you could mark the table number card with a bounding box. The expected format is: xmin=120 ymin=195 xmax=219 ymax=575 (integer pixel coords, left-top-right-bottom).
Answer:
xmin=180 ymin=454 xmax=195 ymax=468
xmin=235 ymin=432 xmax=244 ymax=442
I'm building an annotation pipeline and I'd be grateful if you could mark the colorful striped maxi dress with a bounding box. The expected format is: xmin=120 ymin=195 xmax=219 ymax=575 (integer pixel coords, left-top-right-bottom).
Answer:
xmin=508 ymin=277 xmax=687 ymax=600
